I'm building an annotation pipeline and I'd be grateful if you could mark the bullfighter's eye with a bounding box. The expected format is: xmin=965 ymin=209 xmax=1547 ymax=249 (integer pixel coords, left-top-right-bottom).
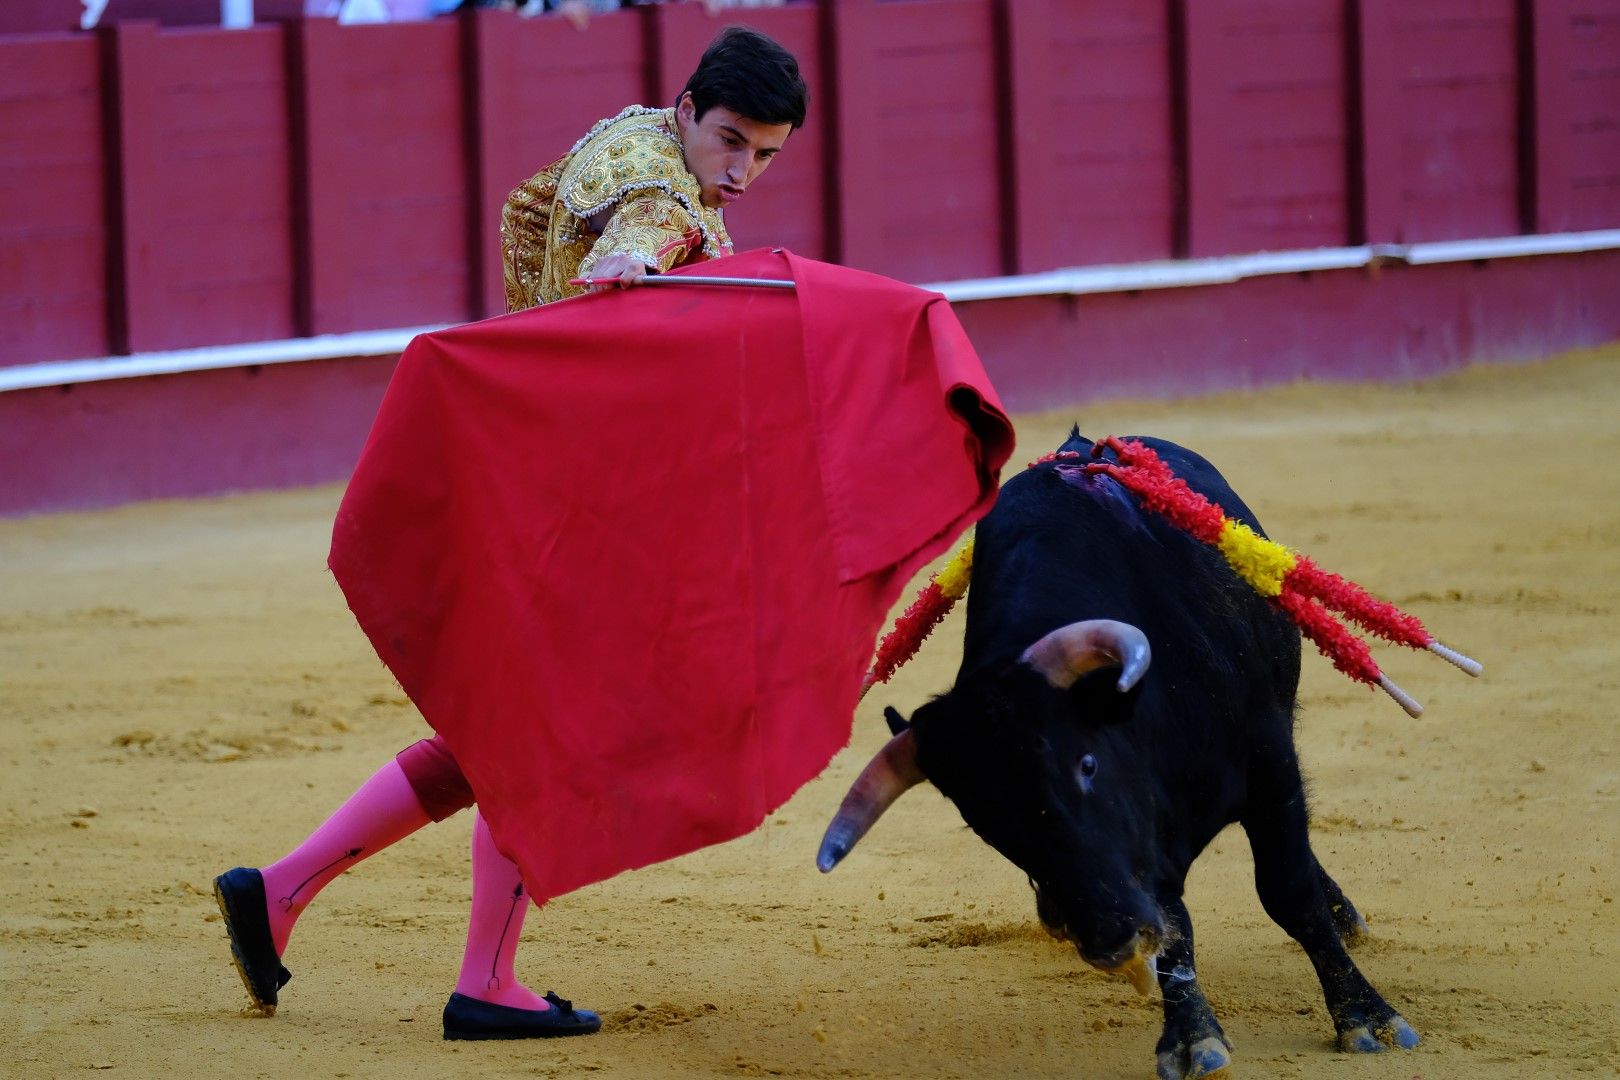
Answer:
xmin=1077 ymin=754 xmax=1098 ymax=793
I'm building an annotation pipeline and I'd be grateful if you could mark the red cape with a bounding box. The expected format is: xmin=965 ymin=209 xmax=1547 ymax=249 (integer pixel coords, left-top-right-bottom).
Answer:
xmin=329 ymin=249 xmax=1013 ymax=902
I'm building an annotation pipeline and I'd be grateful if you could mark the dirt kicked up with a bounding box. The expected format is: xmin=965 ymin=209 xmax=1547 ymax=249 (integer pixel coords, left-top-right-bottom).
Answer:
xmin=2 ymin=344 xmax=1616 ymax=1079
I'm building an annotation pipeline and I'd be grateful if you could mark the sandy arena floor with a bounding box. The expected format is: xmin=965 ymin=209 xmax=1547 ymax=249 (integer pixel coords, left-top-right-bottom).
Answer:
xmin=2 ymin=345 xmax=1616 ymax=1079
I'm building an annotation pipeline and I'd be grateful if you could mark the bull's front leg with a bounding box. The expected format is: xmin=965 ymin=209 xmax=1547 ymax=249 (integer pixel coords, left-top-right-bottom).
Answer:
xmin=1242 ymin=782 xmax=1419 ymax=1053
xmin=1316 ymin=859 xmax=1370 ymax=945
xmin=1152 ymin=895 xmax=1233 ymax=1080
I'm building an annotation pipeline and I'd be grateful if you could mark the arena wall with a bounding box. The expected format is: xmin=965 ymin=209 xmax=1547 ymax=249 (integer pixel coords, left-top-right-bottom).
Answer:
xmin=1 ymin=0 xmax=1618 ymax=515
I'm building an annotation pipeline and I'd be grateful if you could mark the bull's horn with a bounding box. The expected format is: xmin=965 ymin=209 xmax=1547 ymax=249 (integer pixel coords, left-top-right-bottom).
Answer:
xmin=1021 ymin=620 xmax=1151 ymax=692
xmin=816 ymin=729 xmax=923 ymax=873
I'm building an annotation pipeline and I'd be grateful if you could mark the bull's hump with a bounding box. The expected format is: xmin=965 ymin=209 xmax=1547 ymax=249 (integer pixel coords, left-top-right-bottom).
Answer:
xmin=993 ymin=460 xmax=1152 ymax=540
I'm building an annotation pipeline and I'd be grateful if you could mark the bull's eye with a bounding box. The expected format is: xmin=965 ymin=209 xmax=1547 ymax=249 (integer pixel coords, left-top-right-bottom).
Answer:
xmin=1077 ymin=754 xmax=1098 ymax=794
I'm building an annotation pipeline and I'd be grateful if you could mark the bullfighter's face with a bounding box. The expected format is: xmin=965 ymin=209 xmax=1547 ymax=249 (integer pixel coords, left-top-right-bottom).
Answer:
xmin=675 ymin=92 xmax=793 ymax=210
xmin=909 ymin=666 xmax=1167 ymax=971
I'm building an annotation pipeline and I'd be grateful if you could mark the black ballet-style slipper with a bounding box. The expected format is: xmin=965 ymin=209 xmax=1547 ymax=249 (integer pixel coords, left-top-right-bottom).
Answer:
xmin=442 ymin=991 xmax=603 ymax=1040
xmin=213 ymin=867 xmax=292 ymax=1014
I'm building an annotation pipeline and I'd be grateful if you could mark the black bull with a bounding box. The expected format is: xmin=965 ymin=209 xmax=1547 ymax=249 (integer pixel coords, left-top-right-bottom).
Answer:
xmin=818 ymin=432 xmax=1419 ymax=1079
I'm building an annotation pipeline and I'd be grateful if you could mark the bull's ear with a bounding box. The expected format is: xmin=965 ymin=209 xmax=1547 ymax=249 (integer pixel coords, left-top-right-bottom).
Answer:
xmin=883 ymin=705 xmax=911 ymax=735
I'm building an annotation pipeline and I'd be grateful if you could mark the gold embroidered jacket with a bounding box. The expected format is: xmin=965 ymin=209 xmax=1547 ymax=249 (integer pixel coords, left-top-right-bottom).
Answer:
xmin=501 ymin=105 xmax=733 ymax=311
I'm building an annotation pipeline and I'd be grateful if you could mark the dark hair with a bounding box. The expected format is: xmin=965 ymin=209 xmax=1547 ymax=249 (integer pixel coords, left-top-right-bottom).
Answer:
xmin=681 ymin=26 xmax=808 ymax=130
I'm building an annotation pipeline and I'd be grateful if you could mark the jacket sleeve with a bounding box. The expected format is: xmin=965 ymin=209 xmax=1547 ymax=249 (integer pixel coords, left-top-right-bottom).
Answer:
xmin=578 ymin=188 xmax=704 ymax=278
xmin=501 ymin=160 xmax=564 ymax=313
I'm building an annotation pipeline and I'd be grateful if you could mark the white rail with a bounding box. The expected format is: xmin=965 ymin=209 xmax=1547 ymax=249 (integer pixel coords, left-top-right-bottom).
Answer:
xmin=4 ymin=229 xmax=1617 ymax=395
xmin=923 ymin=229 xmax=1620 ymax=303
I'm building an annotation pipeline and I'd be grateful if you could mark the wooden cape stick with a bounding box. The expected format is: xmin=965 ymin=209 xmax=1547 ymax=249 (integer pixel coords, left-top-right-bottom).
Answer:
xmin=569 ymin=275 xmax=797 ymax=289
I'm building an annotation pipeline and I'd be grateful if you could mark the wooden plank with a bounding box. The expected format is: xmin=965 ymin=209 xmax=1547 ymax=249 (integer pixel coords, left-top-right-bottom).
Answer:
xmin=1179 ymin=0 xmax=1231 ymax=256
xmin=1048 ymin=0 xmax=1177 ymax=266
xmin=0 ymin=36 xmax=107 ymax=366
xmin=1218 ymin=0 xmax=1349 ymax=251
xmin=100 ymin=20 xmax=162 ymax=354
xmin=140 ymin=27 xmax=293 ymax=349
xmin=1352 ymin=0 xmax=1405 ymax=243
xmin=465 ymin=7 xmax=518 ymax=320
xmin=1568 ymin=0 xmax=1620 ymax=229
xmin=829 ymin=0 xmax=1003 ymax=281
xmin=1003 ymin=0 xmax=1058 ymax=273
xmin=287 ymin=17 xmax=337 ymax=337
xmin=827 ymin=0 xmax=886 ymax=273
xmin=292 ymin=17 xmax=469 ymax=335
xmin=1393 ymin=0 xmax=1521 ymax=241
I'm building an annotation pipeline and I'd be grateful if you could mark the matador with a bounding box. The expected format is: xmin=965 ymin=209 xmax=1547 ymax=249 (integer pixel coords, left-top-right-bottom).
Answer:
xmin=212 ymin=26 xmax=807 ymax=1042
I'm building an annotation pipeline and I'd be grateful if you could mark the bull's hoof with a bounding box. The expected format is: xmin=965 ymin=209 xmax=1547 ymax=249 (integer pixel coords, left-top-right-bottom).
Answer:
xmin=1156 ymin=1035 xmax=1233 ymax=1079
xmin=1337 ymin=1014 xmax=1420 ymax=1052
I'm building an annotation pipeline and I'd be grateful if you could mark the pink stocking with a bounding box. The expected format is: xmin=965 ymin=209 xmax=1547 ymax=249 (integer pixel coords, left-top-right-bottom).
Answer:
xmin=258 ymin=758 xmax=432 ymax=955
xmin=454 ymin=811 xmax=549 ymax=1010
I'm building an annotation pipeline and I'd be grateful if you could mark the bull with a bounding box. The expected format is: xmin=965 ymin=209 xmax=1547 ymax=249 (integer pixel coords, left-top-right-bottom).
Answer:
xmin=818 ymin=431 xmax=1420 ymax=1079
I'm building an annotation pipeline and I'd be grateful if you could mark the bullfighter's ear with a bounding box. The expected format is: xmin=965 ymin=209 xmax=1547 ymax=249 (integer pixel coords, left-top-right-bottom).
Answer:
xmin=883 ymin=705 xmax=911 ymax=735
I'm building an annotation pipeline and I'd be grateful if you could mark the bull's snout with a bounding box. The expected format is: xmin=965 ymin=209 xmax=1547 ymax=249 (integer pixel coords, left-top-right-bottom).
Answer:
xmin=1074 ymin=918 xmax=1163 ymax=999
xmin=1079 ymin=931 xmax=1155 ymax=971
xmin=1035 ymin=883 xmax=1164 ymax=972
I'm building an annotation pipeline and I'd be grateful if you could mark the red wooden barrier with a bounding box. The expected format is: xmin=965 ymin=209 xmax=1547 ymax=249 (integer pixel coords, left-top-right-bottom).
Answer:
xmin=1 ymin=0 xmax=1618 ymax=370
xmin=292 ymin=18 xmax=468 ymax=336
xmin=1567 ymin=1 xmax=1620 ymax=230
xmin=0 ymin=35 xmax=107 ymax=367
xmin=952 ymin=249 xmax=1620 ymax=412
xmin=1005 ymin=0 xmax=1178 ymax=271
xmin=1390 ymin=0 xmax=1522 ymax=243
xmin=104 ymin=22 xmax=295 ymax=353
xmin=830 ymin=0 xmax=1006 ymax=282
xmin=1182 ymin=0 xmax=1350 ymax=256
xmin=1351 ymin=0 xmax=1402 ymax=243
xmin=1528 ymin=0 xmax=1575 ymax=233
xmin=1 ymin=358 xmax=397 ymax=513
xmin=3 ymin=0 xmax=1620 ymax=517
xmin=8 ymin=247 xmax=1619 ymax=517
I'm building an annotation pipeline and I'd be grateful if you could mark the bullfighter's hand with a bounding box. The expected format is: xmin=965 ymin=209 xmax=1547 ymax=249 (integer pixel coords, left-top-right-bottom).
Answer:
xmin=586 ymin=254 xmax=655 ymax=292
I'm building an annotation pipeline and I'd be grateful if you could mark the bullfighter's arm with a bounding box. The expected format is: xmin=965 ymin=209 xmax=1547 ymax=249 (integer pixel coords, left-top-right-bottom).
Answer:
xmin=578 ymin=189 xmax=708 ymax=280
xmin=500 ymin=159 xmax=565 ymax=313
